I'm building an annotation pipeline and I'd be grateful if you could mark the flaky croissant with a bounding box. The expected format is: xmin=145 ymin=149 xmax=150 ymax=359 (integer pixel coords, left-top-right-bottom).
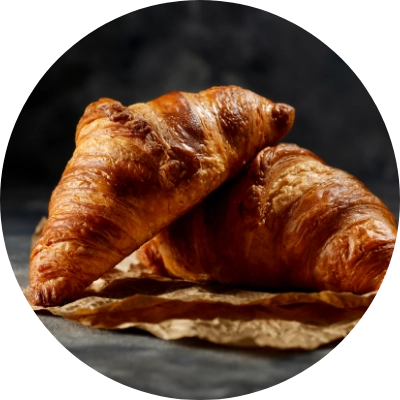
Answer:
xmin=137 ymin=143 xmax=397 ymax=294
xmin=29 ymin=86 xmax=295 ymax=306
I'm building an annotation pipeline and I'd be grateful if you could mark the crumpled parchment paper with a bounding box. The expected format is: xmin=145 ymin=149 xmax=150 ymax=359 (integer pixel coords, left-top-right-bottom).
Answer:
xmin=25 ymin=217 xmax=375 ymax=350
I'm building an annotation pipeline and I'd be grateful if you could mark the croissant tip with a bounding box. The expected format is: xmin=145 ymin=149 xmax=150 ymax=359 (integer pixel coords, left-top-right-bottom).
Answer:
xmin=271 ymin=103 xmax=295 ymax=137
xmin=29 ymin=285 xmax=49 ymax=307
xmin=273 ymin=102 xmax=295 ymax=121
xmin=29 ymin=285 xmax=55 ymax=307
xmin=29 ymin=278 xmax=81 ymax=307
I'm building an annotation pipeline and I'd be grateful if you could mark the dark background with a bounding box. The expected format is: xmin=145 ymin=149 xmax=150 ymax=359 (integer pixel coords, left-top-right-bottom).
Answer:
xmin=1 ymin=2 xmax=398 ymax=398
xmin=1 ymin=1 xmax=398 ymax=218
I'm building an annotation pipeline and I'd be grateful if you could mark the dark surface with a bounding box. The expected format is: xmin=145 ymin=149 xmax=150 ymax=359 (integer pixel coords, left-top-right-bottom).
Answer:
xmin=3 ymin=194 xmax=338 ymax=399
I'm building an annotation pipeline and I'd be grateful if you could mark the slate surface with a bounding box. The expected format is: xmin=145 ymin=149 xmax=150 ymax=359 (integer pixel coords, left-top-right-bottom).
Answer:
xmin=2 ymin=190 xmax=341 ymax=399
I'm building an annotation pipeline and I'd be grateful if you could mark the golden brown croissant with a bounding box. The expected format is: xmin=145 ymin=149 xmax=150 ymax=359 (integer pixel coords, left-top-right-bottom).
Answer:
xmin=29 ymin=86 xmax=295 ymax=306
xmin=137 ymin=143 xmax=397 ymax=294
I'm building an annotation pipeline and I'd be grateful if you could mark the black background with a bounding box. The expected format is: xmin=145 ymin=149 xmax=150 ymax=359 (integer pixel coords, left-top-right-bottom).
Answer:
xmin=1 ymin=1 xmax=398 ymax=216
xmin=1 ymin=0 xmax=398 ymax=398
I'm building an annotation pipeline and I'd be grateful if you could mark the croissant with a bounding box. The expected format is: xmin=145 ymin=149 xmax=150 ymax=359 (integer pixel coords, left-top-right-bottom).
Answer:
xmin=137 ymin=143 xmax=397 ymax=294
xmin=29 ymin=86 xmax=295 ymax=306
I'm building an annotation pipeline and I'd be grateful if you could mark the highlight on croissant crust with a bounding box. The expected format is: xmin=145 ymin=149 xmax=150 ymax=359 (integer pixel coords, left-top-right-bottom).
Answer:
xmin=29 ymin=85 xmax=295 ymax=306
xmin=137 ymin=143 xmax=397 ymax=294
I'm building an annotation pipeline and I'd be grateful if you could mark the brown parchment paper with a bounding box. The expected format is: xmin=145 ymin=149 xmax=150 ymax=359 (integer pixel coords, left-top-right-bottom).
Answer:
xmin=25 ymin=218 xmax=376 ymax=350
